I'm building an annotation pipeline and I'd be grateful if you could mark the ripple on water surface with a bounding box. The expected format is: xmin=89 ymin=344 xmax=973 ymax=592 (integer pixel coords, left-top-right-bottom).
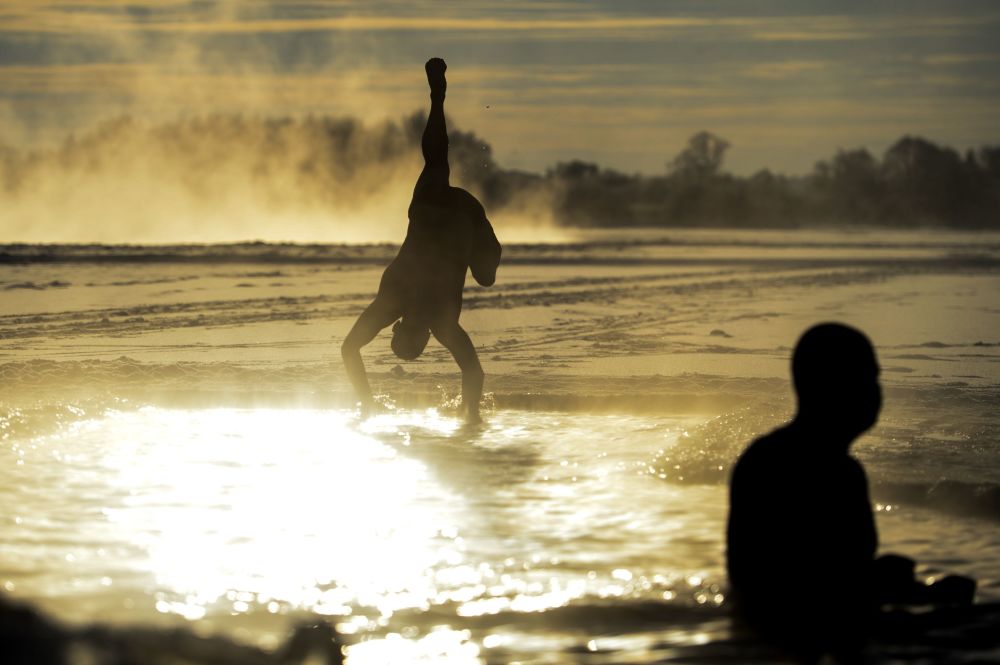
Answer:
xmin=1 ymin=405 xmax=998 ymax=662
xmin=1 ymin=407 xmax=731 ymax=659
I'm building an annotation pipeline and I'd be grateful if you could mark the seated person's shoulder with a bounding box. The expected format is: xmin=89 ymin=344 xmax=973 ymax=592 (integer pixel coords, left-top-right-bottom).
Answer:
xmin=734 ymin=428 xmax=790 ymax=476
xmin=842 ymin=453 xmax=869 ymax=486
xmin=730 ymin=428 xmax=811 ymax=506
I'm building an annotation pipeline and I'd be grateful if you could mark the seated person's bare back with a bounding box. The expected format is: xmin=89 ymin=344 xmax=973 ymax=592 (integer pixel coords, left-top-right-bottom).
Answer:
xmin=727 ymin=323 xmax=976 ymax=659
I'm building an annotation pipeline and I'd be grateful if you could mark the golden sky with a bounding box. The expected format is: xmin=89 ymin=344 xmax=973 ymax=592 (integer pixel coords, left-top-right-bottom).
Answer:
xmin=1 ymin=0 xmax=999 ymax=174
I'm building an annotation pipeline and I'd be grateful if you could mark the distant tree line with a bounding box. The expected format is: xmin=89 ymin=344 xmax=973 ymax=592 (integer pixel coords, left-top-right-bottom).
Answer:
xmin=1 ymin=113 xmax=997 ymax=230
xmin=467 ymin=130 xmax=1000 ymax=229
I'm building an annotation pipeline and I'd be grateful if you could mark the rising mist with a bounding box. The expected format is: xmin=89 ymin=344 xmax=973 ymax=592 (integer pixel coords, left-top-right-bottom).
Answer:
xmin=0 ymin=111 xmax=562 ymax=243
xmin=2 ymin=114 xmax=997 ymax=243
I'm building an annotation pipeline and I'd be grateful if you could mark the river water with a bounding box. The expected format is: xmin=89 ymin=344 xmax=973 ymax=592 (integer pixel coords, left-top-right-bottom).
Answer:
xmin=2 ymin=402 xmax=998 ymax=663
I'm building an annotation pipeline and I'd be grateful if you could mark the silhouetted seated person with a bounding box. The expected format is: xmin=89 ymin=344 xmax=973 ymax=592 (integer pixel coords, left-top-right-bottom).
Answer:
xmin=726 ymin=323 xmax=975 ymax=659
xmin=341 ymin=58 xmax=501 ymax=422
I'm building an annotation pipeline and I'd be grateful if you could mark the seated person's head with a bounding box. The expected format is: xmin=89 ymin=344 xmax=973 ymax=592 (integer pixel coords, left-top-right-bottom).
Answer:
xmin=391 ymin=318 xmax=430 ymax=361
xmin=792 ymin=323 xmax=881 ymax=438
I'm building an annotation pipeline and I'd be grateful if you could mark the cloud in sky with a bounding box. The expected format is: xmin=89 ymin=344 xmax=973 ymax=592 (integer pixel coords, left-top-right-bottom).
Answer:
xmin=0 ymin=0 xmax=998 ymax=175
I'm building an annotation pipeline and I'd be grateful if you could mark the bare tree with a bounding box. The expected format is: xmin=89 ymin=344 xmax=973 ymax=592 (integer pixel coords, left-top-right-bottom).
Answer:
xmin=670 ymin=131 xmax=730 ymax=179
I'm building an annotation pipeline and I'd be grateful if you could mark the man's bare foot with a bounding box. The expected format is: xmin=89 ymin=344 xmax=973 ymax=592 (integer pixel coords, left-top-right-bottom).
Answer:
xmin=425 ymin=57 xmax=447 ymax=98
xmin=358 ymin=398 xmax=390 ymax=419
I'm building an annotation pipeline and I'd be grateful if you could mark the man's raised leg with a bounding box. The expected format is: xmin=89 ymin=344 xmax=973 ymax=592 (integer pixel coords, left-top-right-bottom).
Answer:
xmin=415 ymin=58 xmax=450 ymax=196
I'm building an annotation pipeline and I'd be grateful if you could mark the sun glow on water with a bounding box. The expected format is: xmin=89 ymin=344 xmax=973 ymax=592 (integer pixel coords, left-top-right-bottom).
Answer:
xmin=63 ymin=406 xmax=494 ymax=661
xmin=96 ymin=408 xmax=467 ymax=620
xmin=2 ymin=405 xmax=751 ymax=661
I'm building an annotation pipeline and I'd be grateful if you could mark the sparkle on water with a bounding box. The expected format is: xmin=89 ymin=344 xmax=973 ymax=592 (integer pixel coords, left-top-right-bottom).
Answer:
xmin=3 ymin=405 xmax=727 ymax=662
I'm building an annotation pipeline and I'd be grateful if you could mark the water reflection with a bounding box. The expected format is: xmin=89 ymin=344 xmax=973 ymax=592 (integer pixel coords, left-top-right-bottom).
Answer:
xmin=100 ymin=409 xmax=466 ymax=623
xmin=2 ymin=406 xmax=739 ymax=662
xmin=363 ymin=408 xmax=542 ymax=495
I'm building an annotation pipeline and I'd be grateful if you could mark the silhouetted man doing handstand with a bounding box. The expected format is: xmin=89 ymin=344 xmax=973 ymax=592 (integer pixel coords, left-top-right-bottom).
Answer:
xmin=727 ymin=323 xmax=974 ymax=659
xmin=342 ymin=58 xmax=501 ymax=422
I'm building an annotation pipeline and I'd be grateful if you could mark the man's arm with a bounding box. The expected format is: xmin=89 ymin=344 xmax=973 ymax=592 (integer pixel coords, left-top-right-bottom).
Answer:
xmin=470 ymin=213 xmax=502 ymax=287
xmin=431 ymin=321 xmax=484 ymax=422
xmin=341 ymin=297 xmax=400 ymax=413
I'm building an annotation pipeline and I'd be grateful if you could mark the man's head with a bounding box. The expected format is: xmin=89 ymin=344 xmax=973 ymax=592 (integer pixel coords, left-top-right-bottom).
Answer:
xmin=792 ymin=322 xmax=881 ymax=439
xmin=391 ymin=317 xmax=430 ymax=361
